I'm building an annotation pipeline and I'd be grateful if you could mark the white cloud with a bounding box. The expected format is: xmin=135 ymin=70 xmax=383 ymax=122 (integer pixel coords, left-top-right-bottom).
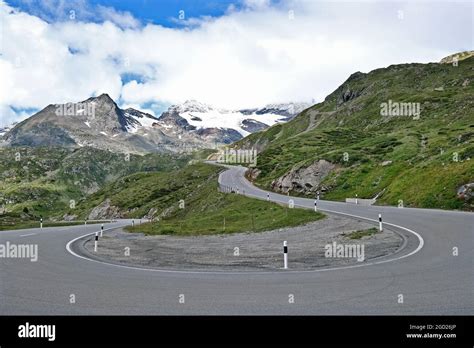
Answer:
xmin=0 ymin=0 xmax=472 ymax=127
xmin=96 ymin=5 xmax=140 ymax=29
xmin=243 ymin=0 xmax=272 ymax=10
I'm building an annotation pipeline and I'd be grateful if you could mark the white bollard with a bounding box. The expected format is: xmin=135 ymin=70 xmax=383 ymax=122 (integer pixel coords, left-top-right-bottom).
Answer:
xmin=283 ymin=241 xmax=288 ymax=269
xmin=100 ymin=224 xmax=104 ymax=237
xmin=132 ymin=220 xmax=135 ymax=227
xmin=355 ymin=193 xmax=358 ymax=205
xmin=94 ymin=231 xmax=98 ymax=252
xmin=314 ymin=199 xmax=318 ymax=212
xmin=378 ymin=213 xmax=383 ymax=232
xmin=40 ymin=218 xmax=43 ymax=229
xmin=267 ymin=193 xmax=270 ymax=201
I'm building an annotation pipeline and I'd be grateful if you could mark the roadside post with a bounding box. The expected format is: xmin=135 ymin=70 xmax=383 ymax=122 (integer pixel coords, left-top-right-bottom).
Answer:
xmin=283 ymin=241 xmax=288 ymax=269
xmin=94 ymin=231 xmax=98 ymax=252
xmin=378 ymin=214 xmax=383 ymax=232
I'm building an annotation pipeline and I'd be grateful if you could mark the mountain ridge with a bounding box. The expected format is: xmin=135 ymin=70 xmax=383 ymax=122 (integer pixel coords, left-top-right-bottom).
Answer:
xmin=1 ymin=95 xmax=309 ymax=154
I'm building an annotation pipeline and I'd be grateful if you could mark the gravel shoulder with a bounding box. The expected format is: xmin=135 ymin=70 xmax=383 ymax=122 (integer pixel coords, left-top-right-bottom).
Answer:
xmin=79 ymin=214 xmax=404 ymax=271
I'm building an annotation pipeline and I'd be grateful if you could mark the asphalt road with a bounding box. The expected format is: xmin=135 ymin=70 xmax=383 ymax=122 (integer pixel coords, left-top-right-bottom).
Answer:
xmin=0 ymin=165 xmax=472 ymax=314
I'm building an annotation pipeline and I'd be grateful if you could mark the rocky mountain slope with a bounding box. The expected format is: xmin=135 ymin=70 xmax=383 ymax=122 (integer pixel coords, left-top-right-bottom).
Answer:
xmin=1 ymin=94 xmax=194 ymax=154
xmin=234 ymin=53 xmax=474 ymax=210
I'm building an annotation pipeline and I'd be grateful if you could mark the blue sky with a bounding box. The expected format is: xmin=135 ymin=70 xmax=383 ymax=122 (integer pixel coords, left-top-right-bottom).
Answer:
xmin=6 ymin=0 xmax=268 ymax=27
xmin=85 ymin=0 xmax=247 ymax=26
xmin=1 ymin=0 xmax=472 ymax=125
xmin=80 ymin=0 xmax=237 ymax=24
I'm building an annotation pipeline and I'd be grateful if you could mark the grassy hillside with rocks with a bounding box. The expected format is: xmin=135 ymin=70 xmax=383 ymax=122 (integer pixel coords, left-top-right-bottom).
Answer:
xmin=0 ymin=146 xmax=191 ymax=225
xmin=234 ymin=54 xmax=474 ymax=210
xmin=67 ymin=163 xmax=324 ymax=235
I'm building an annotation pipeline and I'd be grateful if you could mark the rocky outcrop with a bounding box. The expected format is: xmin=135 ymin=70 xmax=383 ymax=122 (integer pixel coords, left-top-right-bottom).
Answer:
xmin=159 ymin=109 xmax=197 ymax=131
xmin=440 ymin=50 xmax=474 ymax=64
xmin=88 ymin=199 xmax=123 ymax=220
xmin=146 ymin=207 xmax=158 ymax=219
xmin=271 ymin=160 xmax=336 ymax=194
xmin=62 ymin=214 xmax=77 ymax=221
xmin=195 ymin=127 xmax=242 ymax=144
xmin=457 ymin=183 xmax=474 ymax=201
xmin=337 ymin=88 xmax=363 ymax=106
xmin=246 ymin=167 xmax=261 ymax=181
xmin=241 ymin=119 xmax=268 ymax=133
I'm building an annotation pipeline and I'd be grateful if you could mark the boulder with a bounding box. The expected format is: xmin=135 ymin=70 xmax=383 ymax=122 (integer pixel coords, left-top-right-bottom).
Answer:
xmin=457 ymin=183 xmax=474 ymax=201
xmin=271 ymin=160 xmax=336 ymax=194
xmin=246 ymin=167 xmax=261 ymax=181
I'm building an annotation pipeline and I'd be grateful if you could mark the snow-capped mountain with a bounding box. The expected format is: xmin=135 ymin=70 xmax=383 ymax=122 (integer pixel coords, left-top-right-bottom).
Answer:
xmin=240 ymin=102 xmax=311 ymax=119
xmin=0 ymin=95 xmax=310 ymax=154
xmin=93 ymin=99 xmax=310 ymax=144
xmin=164 ymin=100 xmax=310 ymax=137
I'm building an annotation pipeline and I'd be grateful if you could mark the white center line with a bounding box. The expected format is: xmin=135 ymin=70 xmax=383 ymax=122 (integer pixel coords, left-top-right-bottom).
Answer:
xmin=20 ymin=233 xmax=37 ymax=237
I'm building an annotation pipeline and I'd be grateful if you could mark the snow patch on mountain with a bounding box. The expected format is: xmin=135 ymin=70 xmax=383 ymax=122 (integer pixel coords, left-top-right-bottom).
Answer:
xmin=0 ymin=122 xmax=18 ymax=137
xmin=166 ymin=100 xmax=306 ymax=137
xmin=182 ymin=109 xmax=283 ymax=136
xmin=123 ymin=108 xmax=160 ymax=133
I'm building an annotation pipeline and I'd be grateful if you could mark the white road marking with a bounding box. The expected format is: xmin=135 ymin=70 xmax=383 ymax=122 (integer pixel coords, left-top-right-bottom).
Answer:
xmin=65 ymin=164 xmax=425 ymax=275
xmin=238 ymin=190 xmax=424 ymax=265
xmin=20 ymin=233 xmax=37 ymax=237
xmin=65 ymin=201 xmax=424 ymax=275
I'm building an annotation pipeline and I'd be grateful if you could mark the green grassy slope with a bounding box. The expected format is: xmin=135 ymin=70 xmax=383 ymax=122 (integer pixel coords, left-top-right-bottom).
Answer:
xmin=0 ymin=146 xmax=190 ymax=223
xmin=71 ymin=163 xmax=324 ymax=235
xmin=233 ymin=56 xmax=474 ymax=210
